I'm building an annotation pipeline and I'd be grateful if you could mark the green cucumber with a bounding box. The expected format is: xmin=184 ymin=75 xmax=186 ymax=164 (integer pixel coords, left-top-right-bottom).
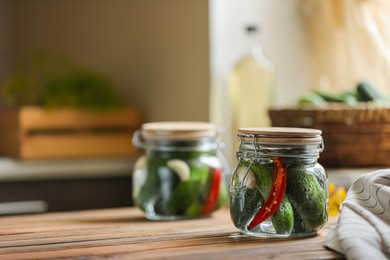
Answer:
xmin=286 ymin=165 xmax=327 ymax=232
xmin=251 ymin=163 xmax=294 ymax=234
xmin=356 ymin=81 xmax=383 ymax=102
xmin=230 ymin=186 xmax=263 ymax=229
xmin=298 ymin=92 xmax=327 ymax=107
xmin=312 ymin=90 xmax=344 ymax=102
xmin=339 ymin=90 xmax=358 ymax=105
xmin=167 ymin=180 xmax=202 ymax=215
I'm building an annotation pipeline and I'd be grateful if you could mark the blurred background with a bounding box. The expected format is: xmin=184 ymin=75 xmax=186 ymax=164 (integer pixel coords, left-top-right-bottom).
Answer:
xmin=0 ymin=0 xmax=389 ymax=215
xmin=0 ymin=0 xmax=210 ymax=120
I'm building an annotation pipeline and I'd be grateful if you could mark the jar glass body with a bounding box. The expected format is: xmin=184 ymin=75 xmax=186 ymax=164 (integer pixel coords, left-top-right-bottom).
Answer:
xmin=229 ymin=140 xmax=328 ymax=238
xmin=133 ymin=138 xmax=228 ymax=220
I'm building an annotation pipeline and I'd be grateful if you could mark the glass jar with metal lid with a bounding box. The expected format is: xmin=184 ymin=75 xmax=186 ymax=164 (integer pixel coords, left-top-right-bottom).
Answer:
xmin=132 ymin=122 xmax=228 ymax=220
xmin=229 ymin=127 xmax=328 ymax=238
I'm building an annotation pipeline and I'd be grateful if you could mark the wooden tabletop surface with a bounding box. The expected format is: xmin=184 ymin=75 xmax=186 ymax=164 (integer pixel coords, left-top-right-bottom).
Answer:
xmin=0 ymin=207 xmax=344 ymax=259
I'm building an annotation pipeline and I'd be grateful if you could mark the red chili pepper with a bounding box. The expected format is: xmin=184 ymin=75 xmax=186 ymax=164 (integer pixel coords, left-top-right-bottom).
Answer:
xmin=247 ymin=157 xmax=287 ymax=231
xmin=201 ymin=167 xmax=222 ymax=215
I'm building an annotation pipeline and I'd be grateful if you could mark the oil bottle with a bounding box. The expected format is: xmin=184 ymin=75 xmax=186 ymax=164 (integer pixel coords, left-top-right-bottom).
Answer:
xmin=229 ymin=25 xmax=276 ymax=137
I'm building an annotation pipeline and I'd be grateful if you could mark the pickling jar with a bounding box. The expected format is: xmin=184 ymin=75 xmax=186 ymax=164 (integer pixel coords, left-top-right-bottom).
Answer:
xmin=229 ymin=127 xmax=328 ymax=238
xmin=132 ymin=122 xmax=228 ymax=220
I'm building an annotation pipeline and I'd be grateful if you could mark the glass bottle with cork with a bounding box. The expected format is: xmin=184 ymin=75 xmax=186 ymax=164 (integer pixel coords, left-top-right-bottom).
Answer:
xmin=229 ymin=25 xmax=276 ymax=142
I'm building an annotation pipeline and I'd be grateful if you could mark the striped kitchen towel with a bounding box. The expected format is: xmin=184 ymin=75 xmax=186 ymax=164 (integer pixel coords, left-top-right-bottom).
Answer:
xmin=325 ymin=169 xmax=390 ymax=259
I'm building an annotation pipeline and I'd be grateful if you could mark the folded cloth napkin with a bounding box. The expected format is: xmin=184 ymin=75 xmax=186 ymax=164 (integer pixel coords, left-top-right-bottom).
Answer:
xmin=325 ymin=169 xmax=390 ymax=259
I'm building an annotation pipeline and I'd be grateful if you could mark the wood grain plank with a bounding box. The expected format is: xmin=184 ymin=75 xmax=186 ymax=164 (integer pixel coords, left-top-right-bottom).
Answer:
xmin=0 ymin=208 xmax=343 ymax=260
xmin=20 ymin=133 xmax=139 ymax=159
xmin=0 ymin=106 xmax=143 ymax=159
xmin=20 ymin=106 xmax=142 ymax=130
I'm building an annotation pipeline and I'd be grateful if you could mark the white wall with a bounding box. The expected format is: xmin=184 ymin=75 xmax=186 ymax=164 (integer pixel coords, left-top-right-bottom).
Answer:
xmin=209 ymin=0 xmax=311 ymax=163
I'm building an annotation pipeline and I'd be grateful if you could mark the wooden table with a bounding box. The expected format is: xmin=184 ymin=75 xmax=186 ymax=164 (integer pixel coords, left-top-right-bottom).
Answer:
xmin=0 ymin=207 xmax=343 ymax=259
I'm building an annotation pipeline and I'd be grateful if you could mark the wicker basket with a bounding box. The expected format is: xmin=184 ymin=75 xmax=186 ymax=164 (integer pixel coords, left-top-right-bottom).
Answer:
xmin=269 ymin=104 xmax=390 ymax=168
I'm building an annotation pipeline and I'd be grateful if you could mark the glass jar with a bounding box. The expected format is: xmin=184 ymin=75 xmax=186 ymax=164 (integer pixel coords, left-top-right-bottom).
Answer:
xmin=132 ymin=122 xmax=228 ymax=220
xmin=229 ymin=127 xmax=328 ymax=238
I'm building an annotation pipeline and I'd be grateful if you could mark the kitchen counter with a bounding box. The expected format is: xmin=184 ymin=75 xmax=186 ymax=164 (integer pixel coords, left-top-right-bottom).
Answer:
xmin=0 ymin=207 xmax=343 ymax=259
xmin=0 ymin=156 xmax=373 ymax=215
xmin=0 ymin=158 xmax=135 ymax=214
xmin=0 ymin=157 xmax=134 ymax=182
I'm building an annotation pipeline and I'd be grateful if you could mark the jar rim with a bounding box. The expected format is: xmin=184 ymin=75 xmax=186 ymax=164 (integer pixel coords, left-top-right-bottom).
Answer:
xmin=238 ymin=127 xmax=321 ymax=137
xmin=141 ymin=121 xmax=217 ymax=140
xmin=237 ymin=127 xmax=323 ymax=145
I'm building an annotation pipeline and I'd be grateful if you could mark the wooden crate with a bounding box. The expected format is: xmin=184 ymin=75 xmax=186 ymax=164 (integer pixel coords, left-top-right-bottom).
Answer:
xmin=0 ymin=106 xmax=142 ymax=160
xmin=269 ymin=105 xmax=390 ymax=168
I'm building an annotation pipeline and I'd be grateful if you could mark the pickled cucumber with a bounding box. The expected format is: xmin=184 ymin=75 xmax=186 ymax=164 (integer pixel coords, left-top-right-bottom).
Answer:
xmin=230 ymin=161 xmax=327 ymax=235
xmin=135 ymin=150 xmax=226 ymax=217
xmin=286 ymin=165 xmax=327 ymax=232
xmin=230 ymin=186 xmax=263 ymax=229
xmin=251 ymin=164 xmax=294 ymax=234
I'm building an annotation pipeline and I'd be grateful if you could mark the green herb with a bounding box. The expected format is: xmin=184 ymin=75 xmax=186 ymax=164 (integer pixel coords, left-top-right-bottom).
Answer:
xmin=40 ymin=70 xmax=123 ymax=110
xmin=1 ymin=51 xmax=123 ymax=110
